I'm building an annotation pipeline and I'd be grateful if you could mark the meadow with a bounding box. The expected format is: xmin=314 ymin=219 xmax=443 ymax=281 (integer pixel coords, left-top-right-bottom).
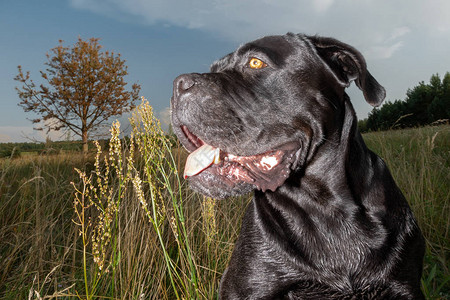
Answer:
xmin=0 ymin=103 xmax=448 ymax=299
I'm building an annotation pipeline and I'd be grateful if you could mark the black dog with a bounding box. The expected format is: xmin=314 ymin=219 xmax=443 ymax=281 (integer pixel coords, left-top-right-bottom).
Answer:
xmin=171 ymin=33 xmax=425 ymax=299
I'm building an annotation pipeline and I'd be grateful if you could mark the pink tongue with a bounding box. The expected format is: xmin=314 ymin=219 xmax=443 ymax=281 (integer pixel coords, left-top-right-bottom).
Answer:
xmin=184 ymin=144 xmax=220 ymax=178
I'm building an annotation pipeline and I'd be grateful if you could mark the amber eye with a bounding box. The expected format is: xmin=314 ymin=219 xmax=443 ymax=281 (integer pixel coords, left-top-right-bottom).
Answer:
xmin=248 ymin=57 xmax=267 ymax=69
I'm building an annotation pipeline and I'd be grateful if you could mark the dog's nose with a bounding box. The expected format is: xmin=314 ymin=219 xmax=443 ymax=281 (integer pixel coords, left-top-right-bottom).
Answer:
xmin=175 ymin=74 xmax=196 ymax=96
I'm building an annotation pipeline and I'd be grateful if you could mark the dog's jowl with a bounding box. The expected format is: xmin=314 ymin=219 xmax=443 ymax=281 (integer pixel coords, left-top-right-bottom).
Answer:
xmin=171 ymin=33 xmax=425 ymax=299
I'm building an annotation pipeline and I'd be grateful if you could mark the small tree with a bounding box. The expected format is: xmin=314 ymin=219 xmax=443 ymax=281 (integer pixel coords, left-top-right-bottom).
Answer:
xmin=15 ymin=37 xmax=141 ymax=153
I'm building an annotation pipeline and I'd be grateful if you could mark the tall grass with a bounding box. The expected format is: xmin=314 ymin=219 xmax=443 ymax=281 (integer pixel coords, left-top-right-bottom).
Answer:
xmin=364 ymin=126 xmax=450 ymax=298
xmin=0 ymin=104 xmax=448 ymax=299
xmin=0 ymin=153 xmax=90 ymax=298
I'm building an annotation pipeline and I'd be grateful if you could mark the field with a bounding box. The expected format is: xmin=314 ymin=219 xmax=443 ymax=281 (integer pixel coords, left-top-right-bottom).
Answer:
xmin=1 ymin=119 xmax=449 ymax=299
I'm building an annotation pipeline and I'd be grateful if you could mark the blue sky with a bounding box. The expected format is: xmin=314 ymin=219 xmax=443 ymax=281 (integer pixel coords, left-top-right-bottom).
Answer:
xmin=1 ymin=0 xmax=450 ymax=142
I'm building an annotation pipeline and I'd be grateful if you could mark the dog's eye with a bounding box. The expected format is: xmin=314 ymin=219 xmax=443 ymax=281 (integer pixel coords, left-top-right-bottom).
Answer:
xmin=248 ymin=58 xmax=267 ymax=69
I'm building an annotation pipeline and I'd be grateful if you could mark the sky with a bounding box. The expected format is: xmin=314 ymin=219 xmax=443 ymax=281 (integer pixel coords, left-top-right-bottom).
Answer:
xmin=1 ymin=0 xmax=450 ymax=143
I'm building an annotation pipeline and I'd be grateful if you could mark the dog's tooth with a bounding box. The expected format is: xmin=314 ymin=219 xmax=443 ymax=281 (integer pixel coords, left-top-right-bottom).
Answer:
xmin=213 ymin=147 xmax=221 ymax=164
xmin=259 ymin=155 xmax=279 ymax=170
xmin=228 ymin=154 xmax=237 ymax=160
xmin=184 ymin=144 xmax=221 ymax=178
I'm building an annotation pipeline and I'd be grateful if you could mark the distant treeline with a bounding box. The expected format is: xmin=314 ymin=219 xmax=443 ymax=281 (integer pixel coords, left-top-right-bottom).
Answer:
xmin=359 ymin=72 xmax=450 ymax=132
xmin=0 ymin=140 xmax=106 ymax=158
xmin=0 ymin=134 xmax=178 ymax=158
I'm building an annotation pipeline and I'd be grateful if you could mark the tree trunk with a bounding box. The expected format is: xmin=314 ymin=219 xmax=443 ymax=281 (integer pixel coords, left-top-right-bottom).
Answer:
xmin=82 ymin=129 xmax=88 ymax=154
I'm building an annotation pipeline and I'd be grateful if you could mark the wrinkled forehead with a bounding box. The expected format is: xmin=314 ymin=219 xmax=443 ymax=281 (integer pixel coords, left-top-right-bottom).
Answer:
xmin=210 ymin=34 xmax=309 ymax=72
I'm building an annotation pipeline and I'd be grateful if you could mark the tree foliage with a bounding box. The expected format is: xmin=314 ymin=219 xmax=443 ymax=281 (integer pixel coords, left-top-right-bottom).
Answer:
xmin=360 ymin=72 xmax=450 ymax=132
xmin=14 ymin=37 xmax=141 ymax=152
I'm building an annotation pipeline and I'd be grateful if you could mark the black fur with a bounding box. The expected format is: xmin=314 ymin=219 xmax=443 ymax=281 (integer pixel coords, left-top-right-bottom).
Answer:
xmin=171 ymin=33 xmax=425 ymax=299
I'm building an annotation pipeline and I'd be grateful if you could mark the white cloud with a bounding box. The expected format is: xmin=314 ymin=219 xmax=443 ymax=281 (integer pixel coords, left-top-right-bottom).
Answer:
xmin=158 ymin=106 xmax=171 ymax=129
xmin=312 ymin=0 xmax=335 ymax=13
xmin=367 ymin=41 xmax=404 ymax=60
xmin=68 ymin=0 xmax=450 ymax=117
xmin=365 ymin=27 xmax=411 ymax=59
xmin=0 ymin=133 xmax=12 ymax=143
xmin=69 ymin=0 xmax=450 ymax=39
xmin=68 ymin=0 xmax=450 ymax=58
xmin=0 ymin=126 xmax=35 ymax=142
xmin=68 ymin=0 xmax=327 ymax=41
xmin=386 ymin=27 xmax=411 ymax=43
xmin=0 ymin=126 xmax=48 ymax=143
xmin=416 ymin=0 xmax=450 ymax=35
xmin=0 ymin=119 xmax=71 ymax=143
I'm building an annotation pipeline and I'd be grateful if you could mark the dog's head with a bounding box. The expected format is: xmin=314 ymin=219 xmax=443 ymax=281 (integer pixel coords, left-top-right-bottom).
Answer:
xmin=171 ymin=33 xmax=385 ymax=199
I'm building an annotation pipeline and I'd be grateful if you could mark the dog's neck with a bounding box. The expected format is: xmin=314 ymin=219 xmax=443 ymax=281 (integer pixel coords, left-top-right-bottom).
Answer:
xmin=250 ymin=99 xmax=387 ymax=287
xmin=258 ymin=97 xmax=376 ymax=212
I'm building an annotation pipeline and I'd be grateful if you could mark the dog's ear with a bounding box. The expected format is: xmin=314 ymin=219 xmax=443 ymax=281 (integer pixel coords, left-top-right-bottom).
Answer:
xmin=308 ymin=35 xmax=386 ymax=107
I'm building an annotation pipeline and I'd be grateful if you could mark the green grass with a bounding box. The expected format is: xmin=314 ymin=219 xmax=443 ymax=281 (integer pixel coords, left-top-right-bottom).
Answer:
xmin=0 ymin=121 xmax=448 ymax=299
xmin=363 ymin=126 xmax=450 ymax=299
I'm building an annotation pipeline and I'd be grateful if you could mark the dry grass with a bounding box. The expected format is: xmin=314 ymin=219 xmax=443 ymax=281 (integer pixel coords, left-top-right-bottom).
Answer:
xmin=0 ymin=108 xmax=448 ymax=299
xmin=364 ymin=126 xmax=450 ymax=298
